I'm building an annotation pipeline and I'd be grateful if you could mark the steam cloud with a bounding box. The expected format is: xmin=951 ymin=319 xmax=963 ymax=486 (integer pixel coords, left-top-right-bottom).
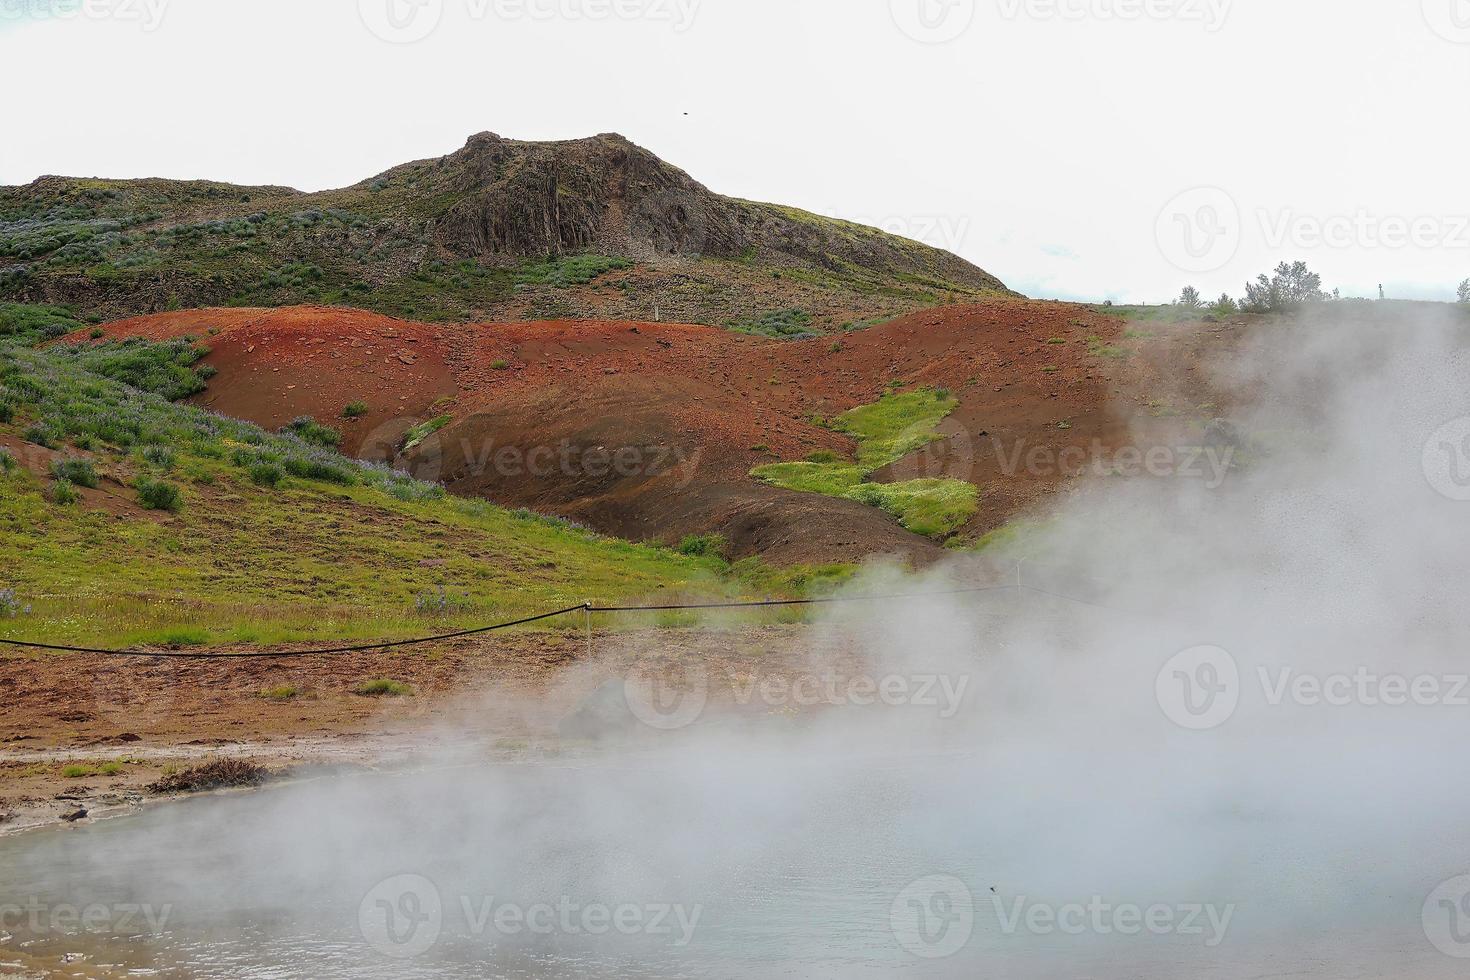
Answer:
xmin=2 ymin=303 xmax=1468 ymax=978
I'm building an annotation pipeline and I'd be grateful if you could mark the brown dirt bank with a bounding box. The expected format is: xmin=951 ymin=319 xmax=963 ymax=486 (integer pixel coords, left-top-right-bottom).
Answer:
xmin=77 ymin=300 xmax=1232 ymax=561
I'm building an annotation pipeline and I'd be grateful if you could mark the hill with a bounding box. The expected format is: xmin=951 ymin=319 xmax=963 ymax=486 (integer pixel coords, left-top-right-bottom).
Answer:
xmin=0 ymin=133 xmax=1011 ymax=329
xmin=68 ymin=297 xmax=1184 ymax=559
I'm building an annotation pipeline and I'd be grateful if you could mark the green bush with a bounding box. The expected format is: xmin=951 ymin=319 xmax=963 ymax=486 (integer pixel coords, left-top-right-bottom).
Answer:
xmin=280 ymin=416 xmax=341 ymax=448
xmin=0 ymin=449 xmax=13 ymax=473
xmin=248 ymin=461 xmax=284 ymax=487
xmin=0 ymin=401 xmax=12 ymax=424
xmin=51 ymin=338 xmax=211 ymax=400
xmin=50 ymin=457 xmax=99 ymax=488
xmin=51 ymin=477 xmax=80 ymax=505
xmin=136 ymin=477 xmax=183 ymax=512
xmin=677 ymin=534 xmax=726 ymax=558
xmin=23 ymin=424 xmax=55 ymax=448
xmin=283 ymin=455 xmax=354 ymax=484
xmin=141 ymin=445 xmax=176 ymax=470
xmin=342 ymin=401 xmax=369 ymax=419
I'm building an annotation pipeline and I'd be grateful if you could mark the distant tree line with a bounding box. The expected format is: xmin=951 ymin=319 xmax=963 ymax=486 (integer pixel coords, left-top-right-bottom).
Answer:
xmin=1174 ymin=263 xmax=1470 ymax=316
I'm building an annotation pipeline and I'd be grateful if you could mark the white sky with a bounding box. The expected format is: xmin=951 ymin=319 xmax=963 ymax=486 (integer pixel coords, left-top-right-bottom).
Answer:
xmin=3 ymin=0 xmax=1468 ymax=303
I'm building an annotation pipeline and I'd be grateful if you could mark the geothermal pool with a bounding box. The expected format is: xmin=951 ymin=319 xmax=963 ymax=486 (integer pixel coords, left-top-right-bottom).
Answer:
xmin=0 ymin=749 xmax=1462 ymax=979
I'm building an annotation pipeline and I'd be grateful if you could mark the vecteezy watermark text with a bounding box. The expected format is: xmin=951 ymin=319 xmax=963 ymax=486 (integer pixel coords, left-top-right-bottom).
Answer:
xmin=0 ymin=899 xmax=173 ymax=935
xmin=623 ymin=660 xmax=972 ymax=731
xmin=993 ymin=438 xmax=1236 ymax=489
xmin=1157 ymin=646 xmax=1470 ymax=730
xmin=992 ymin=895 xmax=1235 ymax=946
xmin=996 ymin=0 xmax=1231 ymax=31
xmin=358 ymin=0 xmax=699 ymax=43
xmin=358 ymin=875 xmax=701 ymax=960
xmin=0 ymin=0 xmax=168 ymax=30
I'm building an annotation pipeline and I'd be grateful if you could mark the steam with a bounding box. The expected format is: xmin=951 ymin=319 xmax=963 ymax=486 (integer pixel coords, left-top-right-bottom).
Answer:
xmin=4 ymin=303 xmax=1469 ymax=978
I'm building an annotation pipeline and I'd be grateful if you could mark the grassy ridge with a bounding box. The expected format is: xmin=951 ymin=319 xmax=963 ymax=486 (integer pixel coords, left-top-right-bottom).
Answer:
xmin=752 ymin=388 xmax=978 ymax=539
xmin=0 ymin=303 xmax=846 ymax=647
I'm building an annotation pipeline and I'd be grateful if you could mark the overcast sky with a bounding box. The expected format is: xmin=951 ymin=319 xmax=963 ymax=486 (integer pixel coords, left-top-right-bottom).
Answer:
xmin=3 ymin=0 xmax=1467 ymax=303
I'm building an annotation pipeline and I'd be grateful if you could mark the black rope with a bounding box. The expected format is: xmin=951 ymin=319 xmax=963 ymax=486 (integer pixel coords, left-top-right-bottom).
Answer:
xmin=0 ymin=604 xmax=591 ymax=660
xmin=588 ymin=584 xmax=1018 ymax=613
xmin=0 ymin=582 xmax=1113 ymax=660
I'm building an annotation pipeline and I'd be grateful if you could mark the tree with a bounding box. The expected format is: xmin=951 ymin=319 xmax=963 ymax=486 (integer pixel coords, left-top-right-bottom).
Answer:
xmin=1211 ymin=293 xmax=1238 ymax=316
xmin=1459 ymin=278 xmax=1469 ymax=303
xmin=1240 ymin=261 xmax=1328 ymax=313
xmin=1176 ymin=286 xmax=1203 ymax=310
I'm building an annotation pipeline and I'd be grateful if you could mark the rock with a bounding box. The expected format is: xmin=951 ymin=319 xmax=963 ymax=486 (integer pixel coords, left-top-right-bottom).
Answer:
xmin=60 ymin=807 xmax=87 ymax=822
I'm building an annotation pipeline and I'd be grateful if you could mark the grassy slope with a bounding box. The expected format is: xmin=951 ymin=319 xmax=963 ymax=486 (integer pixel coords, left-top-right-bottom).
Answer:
xmin=751 ymin=388 xmax=979 ymax=539
xmin=0 ymin=304 xmax=845 ymax=647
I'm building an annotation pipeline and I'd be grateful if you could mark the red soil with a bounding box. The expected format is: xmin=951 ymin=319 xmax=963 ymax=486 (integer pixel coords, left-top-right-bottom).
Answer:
xmin=82 ymin=299 xmax=1183 ymax=562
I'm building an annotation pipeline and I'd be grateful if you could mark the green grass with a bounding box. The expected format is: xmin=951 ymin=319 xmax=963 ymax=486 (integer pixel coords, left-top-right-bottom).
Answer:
xmin=845 ymin=479 xmax=979 ymax=539
xmin=260 ymin=685 xmax=303 ymax=701
xmin=401 ymin=414 xmax=451 ymax=452
xmin=728 ymin=308 xmax=816 ymax=340
xmin=514 ymin=254 xmax=631 ymax=287
xmin=0 ymin=303 xmax=843 ymax=647
xmin=751 ymin=387 xmax=978 ymax=538
xmin=836 ymin=387 xmax=959 ymax=470
xmin=355 ymin=679 xmax=413 ymax=697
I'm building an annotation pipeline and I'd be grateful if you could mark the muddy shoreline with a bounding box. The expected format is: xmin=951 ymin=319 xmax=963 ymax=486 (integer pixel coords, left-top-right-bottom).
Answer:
xmin=0 ymin=624 xmax=862 ymax=837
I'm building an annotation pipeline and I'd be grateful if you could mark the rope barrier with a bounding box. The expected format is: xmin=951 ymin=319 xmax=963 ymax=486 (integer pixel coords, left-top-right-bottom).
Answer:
xmin=0 ymin=582 xmax=1117 ymax=660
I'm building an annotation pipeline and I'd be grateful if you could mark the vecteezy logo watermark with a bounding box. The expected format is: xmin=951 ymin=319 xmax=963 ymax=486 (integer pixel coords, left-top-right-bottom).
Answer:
xmin=993 ymin=438 xmax=1235 ymax=489
xmin=891 ymin=876 xmax=974 ymax=959
xmin=991 ymin=895 xmax=1234 ymax=946
xmin=1156 ymin=187 xmax=1241 ymax=274
xmin=0 ymin=0 xmax=169 ymax=30
xmin=1258 ymin=209 xmax=1470 ymax=251
xmin=358 ymin=0 xmax=443 ymax=43
xmin=890 ymin=0 xmax=977 ymax=43
xmin=359 ymin=0 xmax=699 ymax=42
xmin=0 ymin=899 xmax=173 ymax=936
xmin=1424 ymin=875 xmax=1470 ymax=958
xmin=995 ymin=0 xmax=1231 ymax=31
xmin=360 ymin=874 xmax=444 ymax=960
xmin=1422 ymin=0 xmax=1470 ymax=44
xmin=358 ymin=875 xmax=702 ymax=960
xmin=623 ymin=655 xmax=710 ymax=731
xmin=1156 ymin=645 xmax=1240 ymax=730
xmin=1157 ymin=646 xmax=1470 ymax=731
xmin=1423 ymin=416 xmax=1470 ymax=502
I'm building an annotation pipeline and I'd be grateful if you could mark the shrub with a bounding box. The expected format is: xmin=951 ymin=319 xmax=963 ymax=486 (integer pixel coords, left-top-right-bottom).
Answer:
xmin=50 ymin=457 xmax=99 ymax=488
xmin=89 ymin=328 xmax=105 ymax=339
xmin=414 ymin=585 xmax=472 ymax=614
xmin=805 ymin=449 xmax=841 ymax=464
xmin=136 ymin=477 xmax=183 ymax=512
xmin=50 ymin=477 xmax=80 ymax=505
xmin=248 ymin=461 xmax=284 ymax=487
xmin=0 ymin=588 xmax=29 ymax=617
xmin=355 ymin=679 xmax=414 ymax=697
xmin=23 ymin=424 xmax=55 ymax=448
xmin=0 ymin=448 xmax=13 ymax=473
xmin=147 ymin=759 xmax=266 ymax=794
xmin=1459 ymin=278 xmax=1470 ymax=304
xmin=282 ymin=455 xmax=354 ymax=484
xmin=280 ymin=416 xmax=340 ymax=448
xmin=342 ymin=401 xmax=369 ymax=418
xmin=140 ymin=445 xmax=176 ymax=470
xmin=0 ymin=401 xmax=11 ymax=424
xmin=677 ymin=533 xmax=726 ymax=558
xmin=490 ymin=360 xmax=510 ymax=370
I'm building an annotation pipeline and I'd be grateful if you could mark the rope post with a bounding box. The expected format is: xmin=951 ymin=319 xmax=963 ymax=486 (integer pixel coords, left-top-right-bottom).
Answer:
xmin=584 ymin=602 xmax=593 ymax=659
